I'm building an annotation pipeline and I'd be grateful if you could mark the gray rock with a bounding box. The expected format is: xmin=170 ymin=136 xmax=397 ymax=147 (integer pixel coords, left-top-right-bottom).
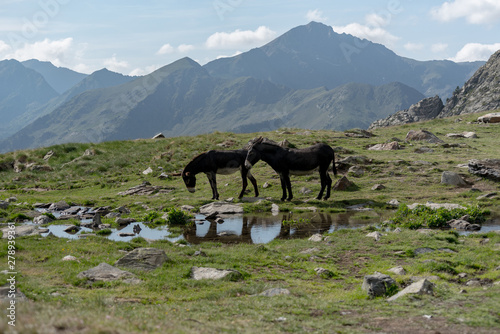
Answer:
xmin=0 ymin=286 xmax=28 ymax=301
xmin=448 ymin=219 xmax=481 ymax=231
xmin=257 ymin=288 xmax=290 ymax=297
xmin=405 ymin=129 xmax=444 ymax=144
xmin=441 ymin=171 xmax=468 ymax=187
xmin=387 ymin=279 xmax=433 ymax=301
xmin=77 ymin=263 xmax=140 ymax=283
xmin=368 ymin=142 xmax=401 ymax=151
xmin=369 ymin=96 xmax=444 ymax=129
xmin=362 ymin=272 xmax=397 ymax=297
xmin=115 ymin=217 xmax=137 ymax=226
xmin=407 ymin=202 xmax=466 ymax=210
xmin=478 ymin=112 xmax=500 ymax=123
xmin=348 ymin=166 xmax=365 ymax=177
xmin=63 ymin=225 xmax=81 ymax=233
xmin=1 ymin=225 xmax=44 ymax=238
xmin=49 ymin=200 xmax=70 ymax=211
xmin=366 ymin=232 xmax=383 ymax=241
xmin=414 ymin=247 xmax=435 ymax=255
xmin=199 ymin=202 xmax=243 ymax=215
xmin=388 ymin=266 xmax=406 ymax=275
xmin=115 ymin=248 xmax=168 ymax=271
xmin=468 ymin=159 xmax=500 ymax=181
xmin=308 ymin=234 xmax=323 ymax=242
xmin=33 ymin=215 xmax=53 ymax=224
xmin=332 ymin=176 xmax=354 ymax=191
xmin=372 ymin=184 xmax=385 ymax=190
xmin=190 ymin=266 xmax=242 ymax=281
xmin=142 ymin=167 xmax=153 ymax=175
xmin=0 ymin=201 xmax=9 ymax=209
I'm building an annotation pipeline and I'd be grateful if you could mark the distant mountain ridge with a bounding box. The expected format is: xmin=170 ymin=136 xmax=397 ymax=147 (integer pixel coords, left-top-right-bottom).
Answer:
xmin=22 ymin=59 xmax=87 ymax=94
xmin=0 ymin=58 xmax=424 ymax=152
xmin=0 ymin=59 xmax=59 ymax=140
xmin=0 ymin=22 xmax=489 ymax=152
xmin=205 ymin=22 xmax=482 ymax=98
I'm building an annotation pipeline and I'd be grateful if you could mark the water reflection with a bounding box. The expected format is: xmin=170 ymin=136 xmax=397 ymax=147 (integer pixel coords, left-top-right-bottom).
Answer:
xmin=184 ymin=211 xmax=381 ymax=244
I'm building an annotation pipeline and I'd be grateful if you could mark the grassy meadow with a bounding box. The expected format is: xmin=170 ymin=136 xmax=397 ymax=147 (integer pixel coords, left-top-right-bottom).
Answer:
xmin=0 ymin=110 xmax=499 ymax=333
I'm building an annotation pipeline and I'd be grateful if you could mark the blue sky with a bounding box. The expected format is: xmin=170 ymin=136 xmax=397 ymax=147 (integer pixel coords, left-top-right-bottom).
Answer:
xmin=1 ymin=0 xmax=499 ymax=75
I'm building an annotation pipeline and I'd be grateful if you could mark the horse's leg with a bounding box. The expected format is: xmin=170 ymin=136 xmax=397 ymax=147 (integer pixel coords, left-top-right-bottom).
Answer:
xmin=279 ymin=173 xmax=288 ymax=201
xmin=317 ymin=168 xmax=326 ymax=200
xmin=284 ymin=173 xmax=293 ymax=201
xmin=324 ymin=168 xmax=332 ymax=200
xmin=247 ymin=170 xmax=259 ymax=197
xmin=206 ymin=172 xmax=219 ymax=200
xmin=238 ymin=169 xmax=249 ymax=199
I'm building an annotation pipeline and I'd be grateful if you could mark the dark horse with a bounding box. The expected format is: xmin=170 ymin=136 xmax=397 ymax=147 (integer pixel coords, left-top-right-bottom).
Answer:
xmin=182 ymin=149 xmax=259 ymax=200
xmin=245 ymin=137 xmax=337 ymax=201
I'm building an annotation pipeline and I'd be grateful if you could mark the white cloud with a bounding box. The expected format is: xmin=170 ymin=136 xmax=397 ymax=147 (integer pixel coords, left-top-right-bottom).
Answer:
xmin=156 ymin=43 xmax=195 ymax=55
xmin=431 ymin=43 xmax=448 ymax=53
xmin=178 ymin=44 xmax=195 ymax=53
xmin=306 ymin=9 xmax=327 ymax=22
xmin=156 ymin=43 xmax=174 ymax=55
xmin=4 ymin=37 xmax=75 ymax=66
xmin=0 ymin=40 xmax=11 ymax=53
xmin=205 ymin=26 xmax=276 ymax=49
xmin=103 ymin=54 xmax=129 ymax=72
xmin=449 ymin=43 xmax=500 ymax=62
xmin=333 ymin=14 xmax=400 ymax=48
xmin=404 ymin=42 xmax=424 ymax=51
xmin=431 ymin=0 xmax=500 ymax=24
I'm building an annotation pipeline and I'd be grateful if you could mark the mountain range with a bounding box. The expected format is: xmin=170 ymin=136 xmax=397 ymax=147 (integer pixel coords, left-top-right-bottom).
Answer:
xmin=0 ymin=22 xmax=487 ymax=153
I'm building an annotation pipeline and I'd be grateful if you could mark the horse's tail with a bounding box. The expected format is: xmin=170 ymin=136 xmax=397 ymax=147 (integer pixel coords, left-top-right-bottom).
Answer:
xmin=332 ymin=151 xmax=338 ymax=176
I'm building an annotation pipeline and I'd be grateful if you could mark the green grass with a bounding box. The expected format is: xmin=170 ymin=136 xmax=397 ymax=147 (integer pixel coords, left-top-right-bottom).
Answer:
xmin=1 ymin=109 xmax=500 ymax=333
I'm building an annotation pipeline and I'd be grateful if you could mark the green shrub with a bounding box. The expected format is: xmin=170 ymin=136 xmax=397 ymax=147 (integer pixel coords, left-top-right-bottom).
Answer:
xmin=166 ymin=207 xmax=193 ymax=225
xmin=391 ymin=204 xmax=486 ymax=229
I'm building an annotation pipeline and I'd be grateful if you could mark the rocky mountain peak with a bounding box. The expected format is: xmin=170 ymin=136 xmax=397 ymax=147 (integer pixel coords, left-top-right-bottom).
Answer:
xmin=439 ymin=49 xmax=500 ymax=117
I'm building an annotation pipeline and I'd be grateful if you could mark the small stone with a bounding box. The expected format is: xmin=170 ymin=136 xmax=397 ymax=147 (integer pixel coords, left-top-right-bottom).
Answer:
xmin=387 ymin=266 xmax=406 ymax=275
xmin=308 ymin=234 xmax=323 ymax=242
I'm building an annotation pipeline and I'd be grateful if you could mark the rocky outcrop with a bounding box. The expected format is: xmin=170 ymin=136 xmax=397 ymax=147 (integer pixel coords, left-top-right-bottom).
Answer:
xmin=440 ymin=49 xmax=500 ymax=117
xmin=369 ymin=96 xmax=443 ymax=129
xmin=115 ymin=248 xmax=168 ymax=271
xmin=468 ymin=159 xmax=500 ymax=181
xmin=77 ymin=263 xmax=141 ymax=283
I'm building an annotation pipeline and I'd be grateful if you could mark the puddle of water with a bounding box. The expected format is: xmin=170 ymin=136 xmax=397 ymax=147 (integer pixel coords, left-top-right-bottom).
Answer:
xmin=30 ymin=210 xmax=500 ymax=244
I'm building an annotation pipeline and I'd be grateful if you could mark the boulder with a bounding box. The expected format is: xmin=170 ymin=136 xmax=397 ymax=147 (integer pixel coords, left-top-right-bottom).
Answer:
xmin=199 ymin=202 xmax=243 ymax=215
xmin=446 ymin=132 xmax=477 ymax=138
xmin=77 ymin=263 xmax=140 ymax=283
xmin=478 ymin=112 xmax=500 ymax=123
xmin=441 ymin=171 xmax=468 ymax=187
xmin=468 ymin=159 xmax=500 ymax=181
xmin=1 ymin=225 xmax=44 ymax=238
xmin=152 ymin=133 xmax=165 ymax=139
xmin=49 ymin=200 xmax=70 ymax=211
xmin=366 ymin=231 xmax=383 ymax=241
xmin=368 ymin=142 xmax=401 ymax=151
xmin=448 ymin=219 xmax=480 ymax=231
xmin=387 ymin=279 xmax=434 ymax=301
xmin=362 ymin=272 xmax=397 ymax=297
xmin=388 ymin=266 xmax=406 ymax=275
xmin=115 ymin=217 xmax=137 ymax=226
xmin=118 ymin=181 xmax=173 ymax=196
xmin=190 ymin=266 xmax=242 ymax=281
xmin=405 ymin=130 xmax=444 ymax=144
xmin=33 ymin=215 xmax=53 ymax=224
xmin=115 ymin=248 xmax=168 ymax=271
xmin=332 ymin=176 xmax=355 ymax=191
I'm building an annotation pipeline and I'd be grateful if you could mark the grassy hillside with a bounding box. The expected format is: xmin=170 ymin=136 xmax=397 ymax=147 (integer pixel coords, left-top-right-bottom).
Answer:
xmin=0 ymin=109 xmax=499 ymax=214
xmin=0 ymin=110 xmax=499 ymax=333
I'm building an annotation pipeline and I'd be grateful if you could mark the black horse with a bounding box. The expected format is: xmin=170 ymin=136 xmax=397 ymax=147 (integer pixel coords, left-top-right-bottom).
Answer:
xmin=182 ymin=149 xmax=259 ymax=200
xmin=245 ymin=137 xmax=337 ymax=201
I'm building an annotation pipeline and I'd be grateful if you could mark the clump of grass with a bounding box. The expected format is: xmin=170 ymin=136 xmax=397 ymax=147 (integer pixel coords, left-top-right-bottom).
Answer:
xmin=96 ymin=229 xmax=112 ymax=236
xmin=390 ymin=204 xmax=487 ymax=229
xmin=165 ymin=207 xmax=192 ymax=225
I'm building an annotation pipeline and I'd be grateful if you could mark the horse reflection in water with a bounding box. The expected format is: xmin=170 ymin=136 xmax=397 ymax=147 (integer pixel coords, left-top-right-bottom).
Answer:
xmin=183 ymin=213 xmax=335 ymax=244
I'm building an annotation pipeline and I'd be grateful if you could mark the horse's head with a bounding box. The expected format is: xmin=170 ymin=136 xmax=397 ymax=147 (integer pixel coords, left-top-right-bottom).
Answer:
xmin=182 ymin=171 xmax=196 ymax=193
xmin=245 ymin=137 xmax=263 ymax=169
